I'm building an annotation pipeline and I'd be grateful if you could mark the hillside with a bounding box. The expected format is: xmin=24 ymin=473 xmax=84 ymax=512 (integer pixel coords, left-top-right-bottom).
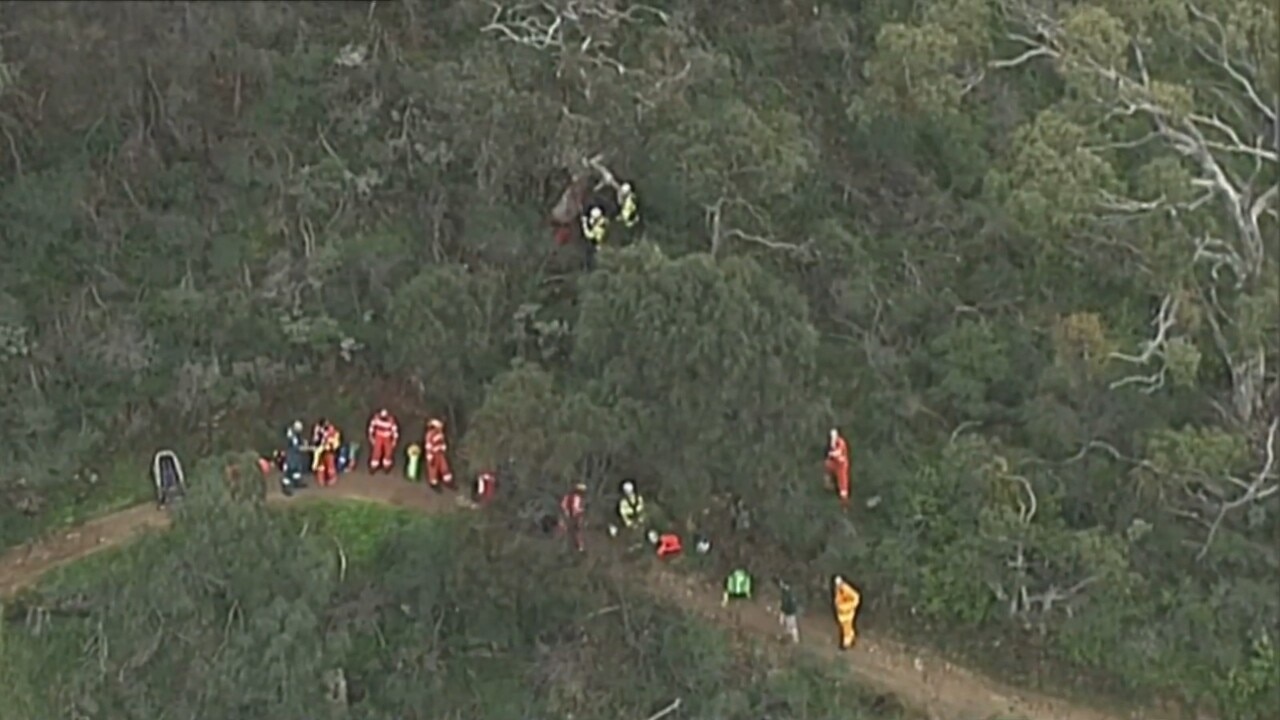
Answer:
xmin=0 ymin=1 xmax=1276 ymax=718
xmin=0 ymin=464 xmax=918 ymax=720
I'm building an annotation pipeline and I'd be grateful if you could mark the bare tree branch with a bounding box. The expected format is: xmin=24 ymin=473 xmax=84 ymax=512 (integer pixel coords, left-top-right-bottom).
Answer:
xmin=1197 ymin=416 xmax=1279 ymax=560
xmin=1107 ymin=295 xmax=1178 ymax=393
xmin=992 ymin=0 xmax=1277 ymax=420
xmin=704 ymin=196 xmax=814 ymax=260
xmin=643 ymin=698 xmax=682 ymax=720
xmin=1186 ymin=1 xmax=1279 ymax=124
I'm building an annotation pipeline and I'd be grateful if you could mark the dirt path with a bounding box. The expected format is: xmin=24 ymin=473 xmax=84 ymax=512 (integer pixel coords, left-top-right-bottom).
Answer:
xmin=0 ymin=474 xmax=1170 ymax=720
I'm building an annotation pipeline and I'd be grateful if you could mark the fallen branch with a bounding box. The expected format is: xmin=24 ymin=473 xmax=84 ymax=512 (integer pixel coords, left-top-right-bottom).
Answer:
xmin=333 ymin=538 xmax=348 ymax=582
xmin=582 ymin=604 xmax=620 ymax=621
xmin=644 ymin=698 xmax=682 ymax=720
xmin=587 ymin=153 xmax=622 ymax=192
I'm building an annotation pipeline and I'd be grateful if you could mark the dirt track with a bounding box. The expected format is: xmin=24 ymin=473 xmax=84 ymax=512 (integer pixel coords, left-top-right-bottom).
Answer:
xmin=0 ymin=472 xmax=1171 ymax=720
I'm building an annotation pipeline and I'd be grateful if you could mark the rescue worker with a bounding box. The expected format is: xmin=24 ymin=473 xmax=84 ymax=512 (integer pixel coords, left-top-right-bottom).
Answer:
xmin=367 ymin=409 xmax=400 ymax=472
xmin=722 ymin=567 xmax=752 ymax=607
xmin=647 ymin=529 xmax=682 ymax=559
xmin=581 ymin=206 xmax=608 ymax=268
xmin=313 ymin=418 xmax=341 ymax=487
xmin=424 ymin=418 xmax=454 ymax=491
xmin=832 ymin=574 xmax=861 ymax=650
xmin=473 ymin=470 xmax=497 ymax=507
xmin=776 ymin=577 xmax=800 ymax=643
xmin=405 ymin=443 xmax=422 ymax=482
xmin=337 ymin=441 xmax=359 ymax=473
xmin=311 ymin=418 xmax=328 ymax=448
xmin=616 ymin=182 xmax=639 ymax=229
xmin=281 ymin=420 xmax=309 ymax=496
xmin=560 ymin=483 xmax=588 ymax=552
xmin=825 ymin=428 xmax=851 ymax=509
xmin=617 ymin=479 xmax=646 ymax=530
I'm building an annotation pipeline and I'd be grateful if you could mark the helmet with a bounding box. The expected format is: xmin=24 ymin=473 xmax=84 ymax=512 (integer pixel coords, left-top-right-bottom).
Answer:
xmin=833 ymin=574 xmax=844 ymax=586
xmin=574 ymin=483 xmax=587 ymax=493
xmin=621 ymin=480 xmax=635 ymax=495
xmin=378 ymin=409 xmax=389 ymax=418
xmin=646 ymin=529 xmax=659 ymax=544
xmin=619 ymin=182 xmax=632 ymax=196
xmin=428 ymin=418 xmax=443 ymax=429
xmin=291 ymin=420 xmax=304 ymax=434
xmin=589 ymin=207 xmax=603 ymax=220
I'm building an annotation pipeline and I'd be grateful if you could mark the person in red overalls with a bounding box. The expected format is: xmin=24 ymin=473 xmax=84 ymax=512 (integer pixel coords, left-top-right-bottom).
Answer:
xmin=560 ymin=483 xmax=587 ymax=552
xmin=424 ymin=418 xmax=454 ymax=491
xmin=312 ymin=419 xmax=341 ymax=487
xmin=826 ymin=427 xmax=851 ymax=509
xmin=473 ymin=470 xmax=497 ymax=507
xmin=367 ymin=409 xmax=400 ymax=473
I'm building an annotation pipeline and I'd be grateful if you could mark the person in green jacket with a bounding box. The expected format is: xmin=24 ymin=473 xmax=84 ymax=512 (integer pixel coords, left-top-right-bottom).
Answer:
xmin=722 ymin=568 xmax=753 ymax=607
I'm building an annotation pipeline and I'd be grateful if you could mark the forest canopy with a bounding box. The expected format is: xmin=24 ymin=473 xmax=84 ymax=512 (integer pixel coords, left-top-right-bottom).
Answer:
xmin=0 ymin=1 xmax=1276 ymax=718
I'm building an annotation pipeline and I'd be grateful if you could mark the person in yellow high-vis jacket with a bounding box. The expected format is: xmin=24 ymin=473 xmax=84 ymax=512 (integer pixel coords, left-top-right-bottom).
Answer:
xmin=833 ymin=574 xmax=861 ymax=650
xmin=581 ymin=206 xmax=608 ymax=269
xmin=616 ymin=182 xmax=639 ymax=229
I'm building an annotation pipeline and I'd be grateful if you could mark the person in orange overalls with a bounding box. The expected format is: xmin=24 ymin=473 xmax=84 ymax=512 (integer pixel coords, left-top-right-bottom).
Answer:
xmin=833 ymin=574 xmax=861 ymax=650
xmin=560 ymin=483 xmax=587 ymax=552
xmin=424 ymin=418 xmax=454 ymax=491
xmin=367 ymin=409 xmax=400 ymax=472
xmin=312 ymin=419 xmax=341 ymax=486
xmin=825 ymin=428 xmax=851 ymax=509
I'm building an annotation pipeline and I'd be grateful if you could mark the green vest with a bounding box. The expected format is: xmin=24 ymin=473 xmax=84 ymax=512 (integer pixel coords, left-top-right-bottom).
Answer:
xmin=726 ymin=569 xmax=752 ymax=597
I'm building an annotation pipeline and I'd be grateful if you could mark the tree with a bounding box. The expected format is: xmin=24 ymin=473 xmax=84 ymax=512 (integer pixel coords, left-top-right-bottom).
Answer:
xmin=12 ymin=458 xmax=338 ymax=719
xmin=571 ymin=244 xmax=823 ymax=522
xmin=988 ymin=0 xmax=1278 ymax=425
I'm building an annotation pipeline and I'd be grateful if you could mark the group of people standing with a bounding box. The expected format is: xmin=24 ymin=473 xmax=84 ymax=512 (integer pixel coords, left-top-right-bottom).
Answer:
xmin=262 ymin=410 xmax=464 ymax=499
xmin=261 ymin=411 xmax=862 ymax=650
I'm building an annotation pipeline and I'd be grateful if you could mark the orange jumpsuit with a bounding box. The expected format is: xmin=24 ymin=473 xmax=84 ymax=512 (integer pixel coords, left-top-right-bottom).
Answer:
xmin=425 ymin=422 xmax=453 ymax=489
xmin=367 ymin=412 xmax=400 ymax=472
xmin=834 ymin=578 xmax=861 ymax=649
xmin=826 ymin=433 xmax=851 ymax=508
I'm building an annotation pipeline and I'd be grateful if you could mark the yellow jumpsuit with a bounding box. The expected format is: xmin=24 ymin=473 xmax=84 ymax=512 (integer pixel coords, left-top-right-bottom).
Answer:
xmin=834 ymin=579 xmax=861 ymax=649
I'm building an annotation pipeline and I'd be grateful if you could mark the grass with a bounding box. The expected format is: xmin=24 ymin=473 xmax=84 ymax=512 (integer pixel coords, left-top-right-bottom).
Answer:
xmin=0 ymin=454 xmax=155 ymax=552
xmin=0 ymin=379 xmax=424 ymax=554
xmin=282 ymin=499 xmax=444 ymax=564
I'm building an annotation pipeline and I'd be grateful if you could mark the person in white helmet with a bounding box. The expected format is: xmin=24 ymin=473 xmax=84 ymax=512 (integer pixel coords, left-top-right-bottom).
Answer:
xmin=832 ymin=574 xmax=861 ymax=650
xmin=580 ymin=205 xmax=609 ymax=269
xmin=616 ymin=479 xmax=647 ymax=530
xmin=616 ymin=182 xmax=639 ymax=229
